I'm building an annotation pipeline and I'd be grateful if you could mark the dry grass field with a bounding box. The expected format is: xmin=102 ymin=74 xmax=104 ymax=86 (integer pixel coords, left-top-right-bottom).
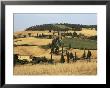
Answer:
xmin=76 ymin=28 xmax=97 ymax=36
xmin=13 ymin=29 xmax=97 ymax=75
xmin=14 ymin=45 xmax=97 ymax=62
xmin=14 ymin=37 xmax=52 ymax=46
xmin=14 ymin=60 xmax=97 ymax=75
xmin=14 ymin=29 xmax=97 ymax=37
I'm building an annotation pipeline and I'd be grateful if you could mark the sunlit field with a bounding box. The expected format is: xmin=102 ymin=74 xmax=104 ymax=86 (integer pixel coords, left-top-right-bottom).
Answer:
xmin=14 ymin=29 xmax=97 ymax=75
xmin=14 ymin=59 xmax=97 ymax=75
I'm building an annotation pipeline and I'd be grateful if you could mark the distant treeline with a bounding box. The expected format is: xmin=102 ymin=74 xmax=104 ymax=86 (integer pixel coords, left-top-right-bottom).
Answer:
xmin=25 ymin=23 xmax=97 ymax=31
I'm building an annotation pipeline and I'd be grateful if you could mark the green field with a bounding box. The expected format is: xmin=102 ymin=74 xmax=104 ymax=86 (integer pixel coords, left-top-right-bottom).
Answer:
xmin=62 ymin=38 xmax=97 ymax=50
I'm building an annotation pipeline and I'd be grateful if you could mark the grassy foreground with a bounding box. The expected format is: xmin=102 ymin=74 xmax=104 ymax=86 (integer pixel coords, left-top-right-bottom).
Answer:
xmin=13 ymin=60 xmax=97 ymax=75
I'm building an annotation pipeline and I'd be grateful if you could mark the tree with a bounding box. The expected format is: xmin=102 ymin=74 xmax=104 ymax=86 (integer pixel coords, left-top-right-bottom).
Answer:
xmin=55 ymin=45 xmax=59 ymax=55
xmin=23 ymin=35 xmax=26 ymax=38
xmin=60 ymin=54 xmax=65 ymax=63
xmin=74 ymin=52 xmax=77 ymax=62
xmin=69 ymin=52 xmax=74 ymax=60
xmin=28 ymin=33 xmax=31 ymax=37
xmin=42 ymin=33 xmax=44 ymax=37
xmin=60 ymin=46 xmax=65 ymax=63
xmin=37 ymin=33 xmax=38 ymax=36
xmin=66 ymin=52 xmax=70 ymax=63
xmin=49 ymin=29 xmax=51 ymax=32
xmin=49 ymin=35 xmax=52 ymax=39
xmin=13 ymin=35 xmax=17 ymax=39
xmin=58 ymin=31 xmax=60 ymax=35
xmin=14 ymin=54 xmax=19 ymax=66
xmin=87 ymin=50 xmax=92 ymax=62
xmin=61 ymin=45 xmax=63 ymax=54
xmin=51 ymin=45 xmax=55 ymax=53
xmin=73 ymin=31 xmax=77 ymax=38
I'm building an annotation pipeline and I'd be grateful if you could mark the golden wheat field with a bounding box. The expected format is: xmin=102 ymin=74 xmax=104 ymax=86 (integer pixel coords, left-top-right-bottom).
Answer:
xmin=13 ymin=60 xmax=97 ymax=75
xmin=14 ymin=29 xmax=97 ymax=37
xmin=14 ymin=29 xmax=97 ymax=75
xmin=14 ymin=36 xmax=97 ymax=62
xmin=14 ymin=46 xmax=97 ymax=62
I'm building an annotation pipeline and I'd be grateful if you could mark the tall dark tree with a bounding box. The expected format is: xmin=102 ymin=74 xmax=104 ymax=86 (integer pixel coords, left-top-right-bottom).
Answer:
xmin=74 ymin=52 xmax=77 ymax=62
xmin=37 ymin=33 xmax=39 ymax=37
xmin=55 ymin=45 xmax=59 ymax=55
xmin=66 ymin=51 xmax=70 ymax=63
xmin=60 ymin=45 xmax=65 ymax=63
xmin=28 ymin=33 xmax=31 ymax=37
xmin=69 ymin=52 xmax=74 ymax=60
xmin=14 ymin=54 xmax=19 ymax=66
xmin=60 ymin=54 xmax=65 ymax=63
xmin=87 ymin=50 xmax=92 ymax=62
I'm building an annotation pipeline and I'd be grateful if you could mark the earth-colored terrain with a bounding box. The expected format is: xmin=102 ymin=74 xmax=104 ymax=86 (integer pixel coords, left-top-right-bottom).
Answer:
xmin=13 ymin=29 xmax=97 ymax=75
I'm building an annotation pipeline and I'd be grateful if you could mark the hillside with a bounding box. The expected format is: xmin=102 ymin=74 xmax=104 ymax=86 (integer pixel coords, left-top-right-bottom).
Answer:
xmin=14 ymin=26 xmax=97 ymax=75
xmin=25 ymin=23 xmax=97 ymax=31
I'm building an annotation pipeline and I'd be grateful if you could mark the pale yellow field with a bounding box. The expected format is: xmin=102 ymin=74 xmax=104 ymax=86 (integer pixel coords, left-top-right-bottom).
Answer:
xmin=14 ymin=34 xmax=97 ymax=60
xmin=14 ymin=36 xmax=97 ymax=62
xmin=13 ymin=60 xmax=97 ymax=75
xmin=14 ymin=29 xmax=97 ymax=37
xmin=14 ymin=30 xmax=58 ymax=36
xmin=14 ymin=37 xmax=52 ymax=46
xmin=14 ymin=29 xmax=97 ymax=75
xmin=77 ymin=29 xmax=97 ymax=36
xmin=14 ymin=46 xmax=97 ymax=62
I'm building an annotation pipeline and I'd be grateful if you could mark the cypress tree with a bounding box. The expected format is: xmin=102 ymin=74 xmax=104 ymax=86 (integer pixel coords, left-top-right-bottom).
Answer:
xmin=66 ymin=52 xmax=70 ymax=63
xmin=14 ymin=54 xmax=19 ymax=66
xmin=60 ymin=54 xmax=65 ymax=63
xmin=62 ymin=45 xmax=63 ymax=54
xmin=70 ymin=52 xmax=73 ymax=60
xmin=55 ymin=45 xmax=59 ymax=54
xmin=37 ymin=33 xmax=38 ymax=37
xmin=60 ymin=45 xmax=65 ymax=63
xmin=74 ymin=52 xmax=77 ymax=62
xmin=87 ymin=50 xmax=92 ymax=62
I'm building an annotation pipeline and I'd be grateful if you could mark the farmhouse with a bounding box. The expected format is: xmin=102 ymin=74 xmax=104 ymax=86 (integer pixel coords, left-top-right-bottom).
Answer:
xmin=18 ymin=55 xmax=32 ymax=62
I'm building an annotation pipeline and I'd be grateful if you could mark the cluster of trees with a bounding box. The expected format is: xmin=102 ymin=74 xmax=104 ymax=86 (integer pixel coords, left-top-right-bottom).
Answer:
xmin=61 ymin=23 xmax=97 ymax=30
xmin=14 ymin=32 xmax=53 ymax=39
xmin=26 ymin=24 xmax=60 ymax=31
xmin=61 ymin=32 xmax=97 ymax=40
xmin=61 ymin=31 xmax=78 ymax=38
xmin=81 ymin=50 xmax=92 ymax=62
xmin=14 ymin=49 xmax=92 ymax=66
xmin=59 ymin=45 xmax=78 ymax=63
xmin=60 ymin=49 xmax=92 ymax=63
xmin=14 ymin=31 xmax=97 ymax=41
xmin=50 ymin=37 xmax=63 ymax=54
xmin=14 ymin=54 xmax=54 ymax=65
xmin=25 ymin=23 xmax=97 ymax=31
